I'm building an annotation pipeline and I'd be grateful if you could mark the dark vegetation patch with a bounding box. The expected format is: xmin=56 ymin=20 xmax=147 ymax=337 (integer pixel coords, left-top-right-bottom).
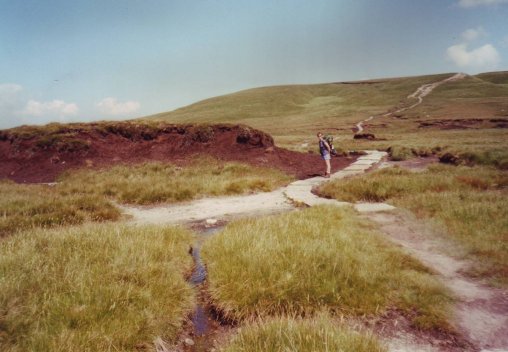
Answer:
xmin=387 ymin=146 xmax=438 ymax=161
xmin=439 ymin=149 xmax=508 ymax=170
xmin=418 ymin=118 xmax=508 ymax=130
xmin=354 ymin=133 xmax=377 ymax=140
xmin=0 ymin=122 xmax=354 ymax=183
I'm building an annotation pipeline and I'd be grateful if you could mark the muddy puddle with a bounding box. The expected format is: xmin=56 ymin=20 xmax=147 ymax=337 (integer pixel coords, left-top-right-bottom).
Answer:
xmin=187 ymin=225 xmax=224 ymax=352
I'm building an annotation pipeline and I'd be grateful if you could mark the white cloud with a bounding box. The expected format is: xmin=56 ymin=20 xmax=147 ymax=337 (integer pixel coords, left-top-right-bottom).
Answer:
xmin=0 ymin=83 xmax=82 ymax=129
xmin=96 ymin=97 xmax=140 ymax=116
xmin=0 ymin=83 xmax=22 ymax=96
xmin=22 ymin=99 xmax=79 ymax=117
xmin=461 ymin=26 xmax=486 ymax=42
xmin=458 ymin=0 xmax=508 ymax=7
xmin=446 ymin=43 xmax=501 ymax=68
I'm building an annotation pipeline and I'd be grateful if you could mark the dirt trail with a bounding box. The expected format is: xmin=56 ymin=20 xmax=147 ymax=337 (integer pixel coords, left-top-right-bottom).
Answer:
xmin=119 ymin=189 xmax=293 ymax=225
xmin=365 ymin=211 xmax=508 ymax=352
xmin=355 ymin=73 xmax=466 ymax=133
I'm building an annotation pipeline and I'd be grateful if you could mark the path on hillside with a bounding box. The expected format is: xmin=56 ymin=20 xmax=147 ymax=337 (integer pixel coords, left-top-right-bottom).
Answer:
xmin=355 ymin=73 xmax=467 ymax=133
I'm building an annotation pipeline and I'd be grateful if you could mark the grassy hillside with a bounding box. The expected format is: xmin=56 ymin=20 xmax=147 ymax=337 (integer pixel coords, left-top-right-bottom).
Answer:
xmin=475 ymin=71 xmax=508 ymax=85
xmin=145 ymin=72 xmax=508 ymax=167
xmin=348 ymin=73 xmax=508 ymax=166
xmin=145 ymin=73 xmax=454 ymax=147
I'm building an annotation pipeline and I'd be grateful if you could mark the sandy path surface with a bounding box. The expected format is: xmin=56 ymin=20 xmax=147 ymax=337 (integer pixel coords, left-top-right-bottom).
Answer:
xmin=365 ymin=211 xmax=508 ymax=352
xmin=118 ymin=188 xmax=293 ymax=225
xmin=355 ymin=73 xmax=466 ymax=133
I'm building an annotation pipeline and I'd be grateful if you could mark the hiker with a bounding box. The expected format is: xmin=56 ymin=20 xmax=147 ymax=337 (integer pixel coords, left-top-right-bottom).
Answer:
xmin=317 ymin=132 xmax=331 ymax=178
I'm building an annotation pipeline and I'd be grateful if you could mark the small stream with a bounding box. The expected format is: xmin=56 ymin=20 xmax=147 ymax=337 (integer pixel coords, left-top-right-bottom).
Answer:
xmin=188 ymin=225 xmax=224 ymax=351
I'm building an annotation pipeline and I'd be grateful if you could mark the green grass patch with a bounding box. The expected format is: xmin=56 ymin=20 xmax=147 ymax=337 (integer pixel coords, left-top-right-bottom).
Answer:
xmin=318 ymin=165 xmax=508 ymax=285
xmin=57 ymin=158 xmax=293 ymax=205
xmin=0 ymin=180 xmax=120 ymax=237
xmin=0 ymin=224 xmax=194 ymax=351
xmin=202 ymin=206 xmax=451 ymax=330
xmin=219 ymin=315 xmax=385 ymax=352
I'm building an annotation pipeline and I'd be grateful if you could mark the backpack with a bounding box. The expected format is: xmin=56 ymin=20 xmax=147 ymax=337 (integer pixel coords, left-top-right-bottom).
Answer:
xmin=324 ymin=134 xmax=337 ymax=156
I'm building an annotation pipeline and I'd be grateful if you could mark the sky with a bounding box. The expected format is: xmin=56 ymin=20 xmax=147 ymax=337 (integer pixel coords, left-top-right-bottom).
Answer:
xmin=1 ymin=0 xmax=507 ymax=129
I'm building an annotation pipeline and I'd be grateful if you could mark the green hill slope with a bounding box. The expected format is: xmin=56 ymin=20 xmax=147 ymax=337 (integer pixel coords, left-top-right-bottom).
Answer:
xmin=475 ymin=71 xmax=508 ymax=85
xmin=145 ymin=73 xmax=453 ymax=146
xmin=144 ymin=72 xmax=508 ymax=165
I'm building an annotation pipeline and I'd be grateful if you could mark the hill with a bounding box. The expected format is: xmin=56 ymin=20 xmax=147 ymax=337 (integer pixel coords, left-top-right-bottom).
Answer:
xmin=145 ymin=71 xmax=508 ymax=166
xmin=145 ymin=73 xmax=454 ymax=147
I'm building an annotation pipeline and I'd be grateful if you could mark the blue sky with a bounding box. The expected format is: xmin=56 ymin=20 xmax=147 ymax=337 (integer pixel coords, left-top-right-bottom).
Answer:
xmin=1 ymin=0 xmax=507 ymax=129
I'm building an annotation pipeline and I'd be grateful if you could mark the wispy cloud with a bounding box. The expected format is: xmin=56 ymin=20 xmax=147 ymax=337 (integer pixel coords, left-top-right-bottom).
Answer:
xmin=96 ymin=97 xmax=140 ymax=116
xmin=461 ymin=26 xmax=486 ymax=42
xmin=0 ymin=83 xmax=23 ymax=109
xmin=22 ymin=99 xmax=79 ymax=117
xmin=0 ymin=85 xmax=80 ymax=128
xmin=502 ymin=35 xmax=508 ymax=48
xmin=0 ymin=84 xmax=24 ymax=128
xmin=457 ymin=0 xmax=508 ymax=8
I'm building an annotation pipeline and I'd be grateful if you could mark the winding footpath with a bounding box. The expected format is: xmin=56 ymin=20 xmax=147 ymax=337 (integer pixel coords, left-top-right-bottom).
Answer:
xmin=355 ymin=73 xmax=467 ymax=133
xmin=119 ymin=150 xmax=392 ymax=225
xmin=119 ymin=73 xmax=508 ymax=352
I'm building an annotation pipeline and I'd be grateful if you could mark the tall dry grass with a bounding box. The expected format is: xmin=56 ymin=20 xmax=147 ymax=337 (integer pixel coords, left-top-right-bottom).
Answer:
xmin=202 ymin=206 xmax=451 ymax=331
xmin=0 ymin=180 xmax=120 ymax=237
xmin=0 ymin=224 xmax=194 ymax=351
xmin=319 ymin=165 xmax=508 ymax=285
xmin=219 ymin=315 xmax=385 ymax=352
xmin=57 ymin=158 xmax=293 ymax=205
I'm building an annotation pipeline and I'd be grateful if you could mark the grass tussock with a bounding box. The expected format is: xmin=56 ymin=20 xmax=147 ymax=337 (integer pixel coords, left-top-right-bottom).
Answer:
xmin=57 ymin=158 xmax=293 ymax=205
xmin=319 ymin=165 xmax=508 ymax=285
xmin=0 ymin=180 xmax=120 ymax=237
xmin=0 ymin=224 xmax=194 ymax=351
xmin=219 ymin=315 xmax=385 ymax=352
xmin=202 ymin=206 xmax=451 ymax=330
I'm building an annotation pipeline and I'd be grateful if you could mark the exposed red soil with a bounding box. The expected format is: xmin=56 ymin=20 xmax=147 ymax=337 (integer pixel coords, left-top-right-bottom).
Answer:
xmin=0 ymin=122 xmax=353 ymax=183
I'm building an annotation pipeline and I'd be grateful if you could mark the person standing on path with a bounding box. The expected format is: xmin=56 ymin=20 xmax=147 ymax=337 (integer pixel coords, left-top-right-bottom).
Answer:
xmin=317 ymin=132 xmax=331 ymax=178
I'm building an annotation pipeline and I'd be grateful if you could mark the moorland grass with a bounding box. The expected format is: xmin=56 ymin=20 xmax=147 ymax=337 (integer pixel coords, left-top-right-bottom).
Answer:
xmin=57 ymin=158 xmax=293 ymax=205
xmin=0 ymin=180 xmax=120 ymax=237
xmin=0 ymin=224 xmax=194 ymax=351
xmin=219 ymin=315 xmax=385 ymax=352
xmin=0 ymin=158 xmax=291 ymax=236
xmin=202 ymin=206 xmax=451 ymax=330
xmin=318 ymin=165 xmax=508 ymax=285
